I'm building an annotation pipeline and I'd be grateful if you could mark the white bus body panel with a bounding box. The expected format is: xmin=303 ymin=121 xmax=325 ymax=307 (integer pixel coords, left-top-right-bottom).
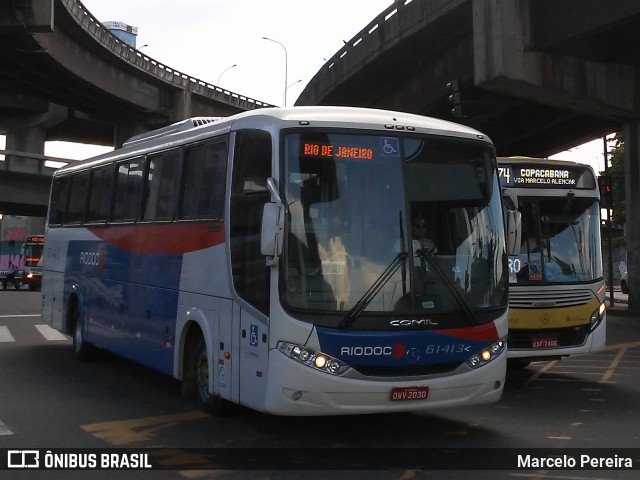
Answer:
xmin=259 ymin=310 xmax=508 ymax=416
xmin=263 ymin=347 xmax=505 ymax=416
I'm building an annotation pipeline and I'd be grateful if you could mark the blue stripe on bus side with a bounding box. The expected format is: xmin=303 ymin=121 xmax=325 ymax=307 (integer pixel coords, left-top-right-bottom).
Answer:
xmin=66 ymin=240 xmax=181 ymax=376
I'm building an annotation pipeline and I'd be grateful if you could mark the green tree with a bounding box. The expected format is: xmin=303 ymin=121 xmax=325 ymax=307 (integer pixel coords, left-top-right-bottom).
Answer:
xmin=604 ymin=134 xmax=625 ymax=226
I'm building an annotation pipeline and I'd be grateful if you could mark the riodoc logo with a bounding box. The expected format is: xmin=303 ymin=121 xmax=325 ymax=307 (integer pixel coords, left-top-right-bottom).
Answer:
xmin=8 ymin=450 xmax=39 ymax=468
xmin=79 ymin=247 xmax=106 ymax=271
xmin=340 ymin=344 xmax=406 ymax=359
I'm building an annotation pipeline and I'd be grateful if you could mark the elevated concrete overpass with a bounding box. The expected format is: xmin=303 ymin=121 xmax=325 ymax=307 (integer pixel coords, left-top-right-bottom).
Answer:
xmin=0 ymin=0 xmax=272 ymax=216
xmin=0 ymin=0 xmax=271 ymax=147
xmin=296 ymin=0 xmax=640 ymax=156
xmin=296 ymin=0 xmax=640 ymax=308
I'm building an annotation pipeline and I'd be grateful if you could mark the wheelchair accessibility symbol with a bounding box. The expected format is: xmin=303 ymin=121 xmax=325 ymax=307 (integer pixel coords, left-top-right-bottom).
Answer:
xmin=381 ymin=137 xmax=399 ymax=156
xmin=250 ymin=324 xmax=258 ymax=347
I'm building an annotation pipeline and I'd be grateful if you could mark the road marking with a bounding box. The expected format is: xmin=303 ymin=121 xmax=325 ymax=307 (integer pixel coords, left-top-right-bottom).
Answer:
xmin=601 ymin=345 xmax=627 ymax=383
xmin=0 ymin=419 xmax=13 ymax=436
xmin=0 ymin=314 xmax=41 ymax=318
xmin=34 ymin=324 xmax=68 ymax=341
xmin=82 ymin=411 xmax=208 ymax=446
xmin=523 ymin=359 xmax=557 ymax=387
xmin=0 ymin=326 xmax=15 ymax=342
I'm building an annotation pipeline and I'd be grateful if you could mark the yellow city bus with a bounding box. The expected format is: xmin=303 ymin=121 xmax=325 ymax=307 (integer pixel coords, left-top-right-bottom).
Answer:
xmin=499 ymin=157 xmax=606 ymax=368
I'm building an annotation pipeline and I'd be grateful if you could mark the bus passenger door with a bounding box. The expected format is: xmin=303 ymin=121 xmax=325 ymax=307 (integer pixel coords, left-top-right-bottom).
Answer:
xmin=229 ymin=129 xmax=273 ymax=410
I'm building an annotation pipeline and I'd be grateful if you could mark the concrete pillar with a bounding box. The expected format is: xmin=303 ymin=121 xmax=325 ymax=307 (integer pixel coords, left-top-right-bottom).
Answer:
xmin=2 ymin=102 xmax=67 ymax=174
xmin=172 ymin=89 xmax=192 ymax=122
xmin=5 ymin=126 xmax=46 ymax=174
xmin=473 ymin=0 xmax=634 ymax=118
xmin=473 ymin=0 xmax=530 ymax=87
xmin=624 ymin=121 xmax=640 ymax=310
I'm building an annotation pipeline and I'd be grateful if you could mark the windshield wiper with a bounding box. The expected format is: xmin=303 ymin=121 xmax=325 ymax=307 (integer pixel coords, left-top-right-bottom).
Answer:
xmin=340 ymin=212 xmax=408 ymax=329
xmin=419 ymin=250 xmax=479 ymax=325
xmin=339 ymin=251 xmax=409 ymax=329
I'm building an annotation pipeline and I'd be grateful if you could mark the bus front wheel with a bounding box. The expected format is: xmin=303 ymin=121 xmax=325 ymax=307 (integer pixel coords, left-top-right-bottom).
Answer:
xmin=183 ymin=335 xmax=228 ymax=415
xmin=507 ymin=359 xmax=531 ymax=369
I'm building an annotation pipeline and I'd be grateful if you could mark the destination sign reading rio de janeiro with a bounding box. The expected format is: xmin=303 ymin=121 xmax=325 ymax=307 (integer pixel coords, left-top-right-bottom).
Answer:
xmin=498 ymin=164 xmax=586 ymax=188
xmin=302 ymin=142 xmax=373 ymax=160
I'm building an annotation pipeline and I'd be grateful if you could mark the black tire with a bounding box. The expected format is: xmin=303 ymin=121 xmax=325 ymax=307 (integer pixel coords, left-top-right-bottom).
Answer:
xmin=71 ymin=304 xmax=94 ymax=361
xmin=183 ymin=335 xmax=228 ymax=415
xmin=621 ymin=280 xmax=628 ymax=295
xmin=507 ymin=359 xmax=531 ymax=370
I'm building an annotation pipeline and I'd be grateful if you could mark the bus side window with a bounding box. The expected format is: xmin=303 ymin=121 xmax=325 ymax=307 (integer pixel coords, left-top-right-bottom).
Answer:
xmin=144 ymin=149 xmax=181 ymax=221
xmin=65 ymin=170 xmax=90 ymax=225
xmin=181 ymin=139 xmax=228 ymax=219
xmin=113 ymin=158 xmax=144 ymax=222
xmin=230 ymin=130 xmax=272 ymax=315
xmin=49 ymin=176 xmax=71 ymax=226
xmin=86 ymin=165 xmax=114 ymax=223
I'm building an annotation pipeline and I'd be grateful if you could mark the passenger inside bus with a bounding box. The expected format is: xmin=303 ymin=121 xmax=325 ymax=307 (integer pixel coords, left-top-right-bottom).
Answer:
xmin=412 ymin=216 xmax=438 ymax=257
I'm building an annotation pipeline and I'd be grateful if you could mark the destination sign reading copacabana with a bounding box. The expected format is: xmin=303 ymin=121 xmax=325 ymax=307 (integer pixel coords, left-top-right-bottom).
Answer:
xmin=498 ymin=163 xmax=591 ymax=189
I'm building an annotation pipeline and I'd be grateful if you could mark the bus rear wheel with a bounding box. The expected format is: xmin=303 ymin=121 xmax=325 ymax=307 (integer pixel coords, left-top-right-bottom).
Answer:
xmin=71 ymin=304 xmax=94 ymax=361
xmin=183 ymin=335 xmax=228 ymax=415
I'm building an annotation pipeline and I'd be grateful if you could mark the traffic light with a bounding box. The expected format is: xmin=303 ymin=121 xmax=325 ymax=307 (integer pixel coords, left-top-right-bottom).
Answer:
xmin=446 ymin=79 xmax=464 ymax=118
xmin=598 ymin=175 xmax=613 ymax=208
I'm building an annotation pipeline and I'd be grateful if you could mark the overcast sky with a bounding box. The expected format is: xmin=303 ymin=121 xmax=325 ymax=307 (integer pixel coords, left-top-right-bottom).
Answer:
xmin=81 ymin=0 xmax=393 ymax=107
xmin=45 ymin=0 xmax=395 ymax=160
xmin=2 ymin=0 xmax=610 ymax=171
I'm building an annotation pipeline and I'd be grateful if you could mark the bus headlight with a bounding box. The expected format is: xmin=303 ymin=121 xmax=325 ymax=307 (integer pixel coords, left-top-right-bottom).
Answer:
xmin=277 ymin=342 xmax=350 ymax=376
xmin=465 ymin=339 xmax=506 ymax=369
xmin=590 ymin=302 xmax=606 ymax=331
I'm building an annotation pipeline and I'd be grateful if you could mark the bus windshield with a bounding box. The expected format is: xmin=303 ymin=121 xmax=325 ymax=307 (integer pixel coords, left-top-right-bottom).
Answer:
xmin=509 ymin=196 xmax=602 ymax=285
xmin=282 ymin=131 xmax=507 ymax=325
xmin=23 ymin=243 xmax=44 ymax=267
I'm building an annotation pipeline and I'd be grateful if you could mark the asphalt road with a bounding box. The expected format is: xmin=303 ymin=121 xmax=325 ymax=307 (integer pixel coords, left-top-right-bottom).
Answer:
xmin=1 ymin=290 xmax=639 ymax=479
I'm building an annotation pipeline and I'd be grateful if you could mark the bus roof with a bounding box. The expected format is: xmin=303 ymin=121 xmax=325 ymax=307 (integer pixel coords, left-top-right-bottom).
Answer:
xmin=55 ymin=106 xmax=493 ymax=176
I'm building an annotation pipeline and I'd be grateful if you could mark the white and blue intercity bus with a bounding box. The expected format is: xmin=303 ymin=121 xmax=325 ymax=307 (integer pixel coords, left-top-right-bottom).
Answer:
xmin=42 ymin=106 xmax=508 ymax=416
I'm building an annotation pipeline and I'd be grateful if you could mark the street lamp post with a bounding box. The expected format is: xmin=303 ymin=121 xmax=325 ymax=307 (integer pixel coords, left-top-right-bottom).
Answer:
xmin=262 ymin=36 xmax=288 ymax=107
xmin=217 ymin=64 xmax=237 ymax=86
xmin=286 ymin=79 xmax=302 ymax=106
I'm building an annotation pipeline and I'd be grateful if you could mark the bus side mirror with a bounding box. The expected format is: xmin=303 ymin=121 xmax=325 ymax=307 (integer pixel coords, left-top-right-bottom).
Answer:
xmin=261 ymin=202 xmax=284 ymax=260
xmin=506 ymin=210 xmax=522 ymax=256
